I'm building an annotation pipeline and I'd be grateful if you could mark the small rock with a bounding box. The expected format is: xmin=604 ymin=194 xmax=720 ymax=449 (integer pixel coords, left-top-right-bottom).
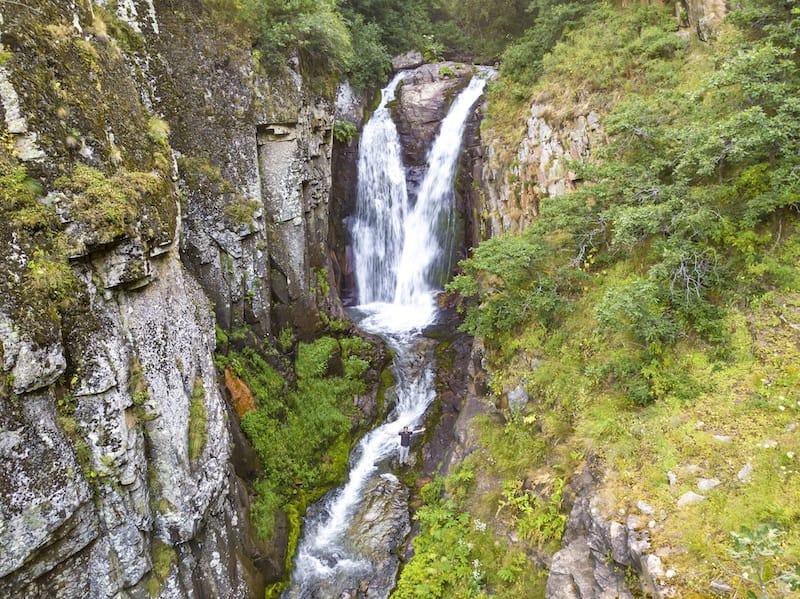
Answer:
xmin=697 ymin=478 xmax=721 ymax=492
xmin=627 ymin=514 xmax=642 ymax=530
xmin=645 ymin=554 xmax=665 ymax=579
xmin=648 ymin=520 xmax=656 ymax=529
xmin=667 ymin=471 xmax=677 ymax=486
xmin=665 ymin=568 xmax=676 ymax=579
xmin=762 ymin=439 xmax=778 ymax=449
xmin=507 ymin=385 xmax=529 ymax=412
xmin=710 ymin=580 xmax=734 ymax=594
xmin=677 ymin=491 xmax=705 ymax=507
xmin=737 ymin=463 xmax=753 ymax=483
xmin=637 ymin=500 xmax=655 ymax=515
xmin=713 ymin=435 xmax=732 ymax=443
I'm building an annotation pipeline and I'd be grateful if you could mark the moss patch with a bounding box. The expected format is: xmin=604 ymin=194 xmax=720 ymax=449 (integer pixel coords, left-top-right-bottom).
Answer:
xmin=188 ymin=376 xmax=208 ymax=461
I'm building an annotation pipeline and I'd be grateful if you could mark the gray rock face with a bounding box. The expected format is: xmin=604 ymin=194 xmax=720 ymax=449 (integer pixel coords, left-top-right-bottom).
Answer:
xmin=481 ymin=102 xmax=604 ymax=236
xmin=0 ymin=0 xmax=344 ymax=596
xmin=545 ymin=467 xmax=670 ymax=599
xmin=684 ymin=0 xmax=726 ymax=40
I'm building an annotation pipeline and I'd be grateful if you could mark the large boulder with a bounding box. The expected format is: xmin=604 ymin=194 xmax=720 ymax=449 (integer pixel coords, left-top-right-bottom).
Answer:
xmin=393 ymin=62 xmax=474 ymax=200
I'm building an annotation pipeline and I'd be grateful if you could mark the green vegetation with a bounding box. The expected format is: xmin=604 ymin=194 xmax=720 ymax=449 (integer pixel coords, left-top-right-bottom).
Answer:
xmin=231 ymin=0 xmax=545 ymax=94
xmin=333 ymin=120 xmax=358 ymax=144
xmin=729 ymin=524 xmax=800 ymax=598
xmin=145 ymin=540 xmax=177 ymax=596
xmin=215 ymin=333 xmax=380 ymax=596
xmin=240 ymin=0 xmax=351 ymax=92
xmin=218 ymin=335 xmax=373 ymax=540
xmin=188 ymin=377 xmax=208 ymax=461
xmin=436 ymin=0 xmax=531 ymax=62
xmin=0 ymin=149 xmax=77 ymax=347
xmin=393 ymin=462 xmax=548 ymax=598
xmin=426 ymin=0 xmax=800 ymax=594
xmin=55 ymin=163 xmax=169 ymax=244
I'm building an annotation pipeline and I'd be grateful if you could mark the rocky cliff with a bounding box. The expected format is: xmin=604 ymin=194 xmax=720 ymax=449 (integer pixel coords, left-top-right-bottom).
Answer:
xmin=0 ymin=0 xmax=349 ymax=596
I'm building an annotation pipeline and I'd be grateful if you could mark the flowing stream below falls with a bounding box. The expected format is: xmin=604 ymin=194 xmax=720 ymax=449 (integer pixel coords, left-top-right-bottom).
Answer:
xmin=282 ymin=69 xmax=490 ymax=599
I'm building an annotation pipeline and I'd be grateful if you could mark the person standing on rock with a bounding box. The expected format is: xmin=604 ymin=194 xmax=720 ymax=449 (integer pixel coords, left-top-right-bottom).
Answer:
xmin=396 ymin=425 xmax=424 ymax=466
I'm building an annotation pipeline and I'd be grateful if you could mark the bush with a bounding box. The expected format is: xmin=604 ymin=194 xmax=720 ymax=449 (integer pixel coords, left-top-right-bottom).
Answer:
xmin=240 ymin=0 xmax=351 ymax=84
xmin=232 ymin=336 xmax=372 ymax=539
xmin=345 ymin=16 xmax=390 ymax=93
xmin=333 ymin=120 xmax=358 ymax=144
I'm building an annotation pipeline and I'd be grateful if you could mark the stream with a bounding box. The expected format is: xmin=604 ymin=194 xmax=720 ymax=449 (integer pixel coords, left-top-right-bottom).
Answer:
xmin=282 ymin=69 xmax=489 ymax=599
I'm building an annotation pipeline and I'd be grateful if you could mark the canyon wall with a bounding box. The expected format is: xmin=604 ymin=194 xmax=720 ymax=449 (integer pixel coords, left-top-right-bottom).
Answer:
xmin=0 ymin=0 xmax=349 ymax=596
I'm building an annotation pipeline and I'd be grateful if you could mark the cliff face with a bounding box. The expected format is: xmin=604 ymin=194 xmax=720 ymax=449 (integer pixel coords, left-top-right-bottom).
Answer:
xmin=0 ymin=1 xmax=345 ymax=596
xmin=480 ymin=99 xmax=604 ymax=237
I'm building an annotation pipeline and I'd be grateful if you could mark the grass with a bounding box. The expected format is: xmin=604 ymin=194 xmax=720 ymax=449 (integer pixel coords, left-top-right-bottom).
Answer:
xmin=146 ymin=540 xmax=177 ymax=596
xmin=219 ymin=335 xmax=375 ymax=541
xmin=472 ymin=279 xmax=800 ymax=593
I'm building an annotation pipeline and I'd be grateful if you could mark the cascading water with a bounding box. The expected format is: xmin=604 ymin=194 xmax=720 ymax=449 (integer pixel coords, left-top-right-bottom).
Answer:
xmin=282 ymin=69 xmax=489 ymax=599
xmin=350 ymin=72 xmax=409 ymax=306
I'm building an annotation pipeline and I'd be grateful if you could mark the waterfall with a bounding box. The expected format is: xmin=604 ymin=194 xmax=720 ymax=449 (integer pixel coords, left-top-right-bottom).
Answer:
xmin=350 ymin=72 xmax=409 ymax=305
xmin=393 ymin=75 xmax=489 ymax=306
xmin=282 ymin=69 xmax=488 ymax=599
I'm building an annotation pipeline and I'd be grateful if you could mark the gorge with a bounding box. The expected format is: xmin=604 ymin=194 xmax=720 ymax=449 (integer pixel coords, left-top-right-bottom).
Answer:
xmin=2 ymin=1 xmax=800 ymax=598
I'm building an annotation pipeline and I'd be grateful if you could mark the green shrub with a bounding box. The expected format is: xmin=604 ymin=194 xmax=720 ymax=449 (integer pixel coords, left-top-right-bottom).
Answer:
xmin=344 ymin=16 xmax=390 ymax=93
xmin=232 ymin=335 xmax=372 ymax=539
xmin=332 ymin=120 xmax=357 ymax=144
xmin=240 ymin=0 xmax=351 ymax=87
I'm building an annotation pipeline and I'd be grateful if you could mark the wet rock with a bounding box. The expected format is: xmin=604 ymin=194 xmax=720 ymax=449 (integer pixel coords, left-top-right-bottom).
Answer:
xmin=347 ymin=474 xmax=410 ymax=555
xmin=394 ymin=62 xmax=474 ymax=197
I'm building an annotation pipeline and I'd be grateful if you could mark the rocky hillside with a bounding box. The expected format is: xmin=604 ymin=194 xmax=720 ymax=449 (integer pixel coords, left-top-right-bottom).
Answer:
xmin=406 ymin=0 xmax=800 ymax=597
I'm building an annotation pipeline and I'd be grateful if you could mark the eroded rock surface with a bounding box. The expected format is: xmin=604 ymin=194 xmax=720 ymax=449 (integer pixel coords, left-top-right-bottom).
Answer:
xmin=0 ymin=0 xmax=345 ymax=596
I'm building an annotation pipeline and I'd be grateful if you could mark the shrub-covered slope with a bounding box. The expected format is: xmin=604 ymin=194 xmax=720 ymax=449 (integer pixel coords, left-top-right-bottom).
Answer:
xmin=398 ymin=1 xmax=800 ymax=596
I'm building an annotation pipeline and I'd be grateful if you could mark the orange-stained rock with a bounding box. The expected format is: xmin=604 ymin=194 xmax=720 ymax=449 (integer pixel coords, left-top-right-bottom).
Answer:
xmin=225 ymin=368 xmax=256 ymax=416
